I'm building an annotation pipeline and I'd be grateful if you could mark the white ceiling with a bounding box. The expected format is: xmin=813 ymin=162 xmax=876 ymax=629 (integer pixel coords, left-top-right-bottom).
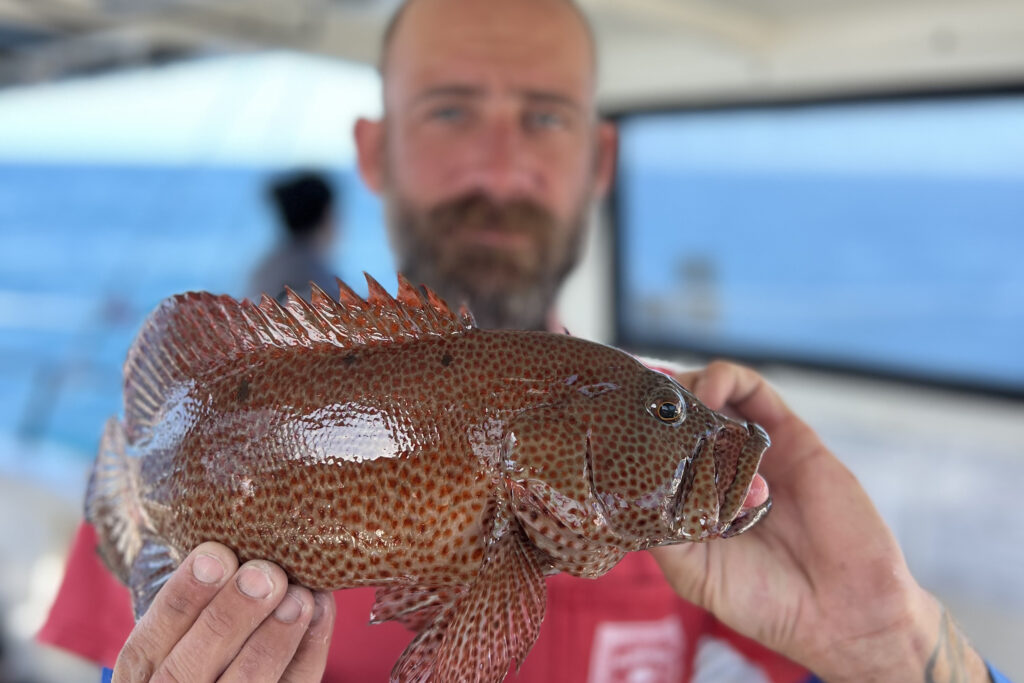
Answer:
xmin=1 ymin=0 xmax=1022 ymax=107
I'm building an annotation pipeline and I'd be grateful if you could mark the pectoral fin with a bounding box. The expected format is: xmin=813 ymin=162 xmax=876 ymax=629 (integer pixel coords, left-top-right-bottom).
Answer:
xmin=390 ymin=526 xmax=547 ymax=683
xmin=502 ymin=407 xmax=593 ymax=533
xmin=504 ymin=408 xmax=625 ymax=574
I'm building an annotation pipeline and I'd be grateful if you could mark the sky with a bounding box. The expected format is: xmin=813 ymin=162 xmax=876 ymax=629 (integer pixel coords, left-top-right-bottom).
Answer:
xmin=0 ymin=50 xmax=382 ymax=167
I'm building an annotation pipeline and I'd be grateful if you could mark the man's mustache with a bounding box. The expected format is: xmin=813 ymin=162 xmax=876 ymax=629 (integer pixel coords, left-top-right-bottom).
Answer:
xmin=425 ymin=193 xmax=557 ymax=238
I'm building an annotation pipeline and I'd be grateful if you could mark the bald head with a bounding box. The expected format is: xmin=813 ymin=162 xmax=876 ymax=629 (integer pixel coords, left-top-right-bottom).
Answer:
xmin=379 ymin=0 xmax=598 ymax=99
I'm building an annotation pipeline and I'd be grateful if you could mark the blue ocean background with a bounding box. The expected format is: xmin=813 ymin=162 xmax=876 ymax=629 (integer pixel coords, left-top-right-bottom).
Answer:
xmin=0 ymin=162 xmax=394 ymax=463
xmin=614 ymin=93 xmax=1024 ymax=392
xmin=616 ymin=168 xmax=1024 ymax=392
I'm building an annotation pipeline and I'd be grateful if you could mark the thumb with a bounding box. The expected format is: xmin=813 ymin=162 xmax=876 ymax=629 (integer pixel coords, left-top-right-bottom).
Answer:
xmin=648 ymin=544 xmax=711 ymax=610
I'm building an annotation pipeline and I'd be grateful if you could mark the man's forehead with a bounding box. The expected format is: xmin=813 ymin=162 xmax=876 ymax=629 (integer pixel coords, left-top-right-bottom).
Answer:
xmin=382 ymin=0 xmax=596 ymax=105
xmin=396 ymin=61 xmax=592 ymax=110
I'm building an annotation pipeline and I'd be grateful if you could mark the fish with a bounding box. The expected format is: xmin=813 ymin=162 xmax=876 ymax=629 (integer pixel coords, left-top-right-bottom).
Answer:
xmin=86 ymin=273 xmax=772 ymax=683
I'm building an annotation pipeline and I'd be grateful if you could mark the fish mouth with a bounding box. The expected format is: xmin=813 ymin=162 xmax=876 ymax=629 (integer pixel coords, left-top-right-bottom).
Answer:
xmin=671 ymin=419 xmax=771 ymax=541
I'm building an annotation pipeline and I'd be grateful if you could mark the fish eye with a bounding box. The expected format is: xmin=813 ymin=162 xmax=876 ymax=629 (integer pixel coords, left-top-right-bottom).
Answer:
xmin=657 ymin=402 xmax=682 ymax=422
xmin=647 ymin=391 xmax=685 ymax=424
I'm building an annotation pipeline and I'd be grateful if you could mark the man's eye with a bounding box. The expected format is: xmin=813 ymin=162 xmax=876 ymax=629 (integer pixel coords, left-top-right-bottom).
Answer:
xmin=524 ymin=110 xmax=567 ymax=130
xmin=429 ymin=106 xmax=467 ymax=123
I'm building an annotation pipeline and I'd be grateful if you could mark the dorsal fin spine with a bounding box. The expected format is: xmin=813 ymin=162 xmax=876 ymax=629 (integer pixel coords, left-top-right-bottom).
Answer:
xmin=243 ymin=306 xmax=278 ymax=347
xmin=458 ymin=304 xmax=476 ymax=328
xmin=396 ymin=274 xmax=420 ymax=308
xmin=309 ymin=281 xmax=331 ymax=305
xmin=335 ymin=278 xmax=363 ymax=307
xmin=285 ymin=290 xmax=334 ymax=342
xmin=365 ymin=273 xmax=390 ymax=306
xmin=259 ymin=295 xmax=304 ymax=345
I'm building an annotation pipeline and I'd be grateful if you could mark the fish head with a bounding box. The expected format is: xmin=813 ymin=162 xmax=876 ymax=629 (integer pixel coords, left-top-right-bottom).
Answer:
xmin=584 ymin=366 xmax=772 ymax=547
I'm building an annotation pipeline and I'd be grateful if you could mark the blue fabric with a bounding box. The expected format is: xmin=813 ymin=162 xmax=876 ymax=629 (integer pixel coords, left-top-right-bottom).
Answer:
xmin=803 ymin=664 xmax=1014 ymax=683
xmin=989 ymin=663 xmax=1015 ymax=683
xmin=101 ymin=667 xmax=113 ymax=683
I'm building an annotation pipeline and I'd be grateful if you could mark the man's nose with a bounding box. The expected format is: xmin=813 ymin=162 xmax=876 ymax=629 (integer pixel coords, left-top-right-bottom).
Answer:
xmin=467 ymin=116 xmax=535 ymax=201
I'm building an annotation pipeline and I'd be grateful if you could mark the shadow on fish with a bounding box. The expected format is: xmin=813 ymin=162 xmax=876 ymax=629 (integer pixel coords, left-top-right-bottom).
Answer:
xmin=86 ymin=273 xmax=772 ymax=682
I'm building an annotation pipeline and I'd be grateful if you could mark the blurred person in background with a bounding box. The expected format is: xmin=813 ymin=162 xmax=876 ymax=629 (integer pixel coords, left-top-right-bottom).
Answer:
xmin=248 ymin=170 xmax=340 ymax=303
xmin=38 ymin=0 xmax=1011 ymax=682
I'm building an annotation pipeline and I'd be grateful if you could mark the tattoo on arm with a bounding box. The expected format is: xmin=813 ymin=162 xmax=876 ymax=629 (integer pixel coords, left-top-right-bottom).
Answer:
xmin=925 ymin=606 xmax=969 ymax=683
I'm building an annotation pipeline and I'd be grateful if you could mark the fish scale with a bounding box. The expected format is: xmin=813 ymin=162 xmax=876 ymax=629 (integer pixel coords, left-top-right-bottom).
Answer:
xmin=86 ymin=273 xmax=772 ymax=683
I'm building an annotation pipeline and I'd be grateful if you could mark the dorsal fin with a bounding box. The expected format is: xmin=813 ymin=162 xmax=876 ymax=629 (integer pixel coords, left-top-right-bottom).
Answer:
xmin=122 ymin=274 xmax=474 ymax=442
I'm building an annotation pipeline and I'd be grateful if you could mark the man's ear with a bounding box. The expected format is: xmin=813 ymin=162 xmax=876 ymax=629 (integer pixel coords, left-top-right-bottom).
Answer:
xmin=354 ymin=117 xmax=385 ymax=195
xmin=592 ymin=120 xmax=618 ymax=199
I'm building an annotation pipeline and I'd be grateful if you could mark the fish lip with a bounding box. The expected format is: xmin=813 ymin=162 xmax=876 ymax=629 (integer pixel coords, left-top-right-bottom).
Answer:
xmin=670 ymin=420 xmax=771 ymax=539
xmin=722 ymin=497 xmax=772 ymax=538
xmin=746 ymin=420 xmax=770 ymax=452
xmin=718 ymin=420 xmax=771 ymax=535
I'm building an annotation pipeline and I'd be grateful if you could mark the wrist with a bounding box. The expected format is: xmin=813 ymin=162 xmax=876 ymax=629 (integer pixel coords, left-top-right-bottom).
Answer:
xmin=815 ymin=586 xmax=989 ymax=683
xmin=812 ymin=582 xmax=935 ymax=683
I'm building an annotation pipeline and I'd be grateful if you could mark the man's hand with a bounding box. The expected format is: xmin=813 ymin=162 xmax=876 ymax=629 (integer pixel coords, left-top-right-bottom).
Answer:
xmin=653 ymin=361 xmax=989 ymax=683
xmin=112 ymin=542 xmax=335 ymax=682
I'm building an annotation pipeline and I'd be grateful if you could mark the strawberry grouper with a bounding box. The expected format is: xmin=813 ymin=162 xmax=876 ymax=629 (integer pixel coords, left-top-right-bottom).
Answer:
xmin=86 ymin=274 xmax=772 ymax=683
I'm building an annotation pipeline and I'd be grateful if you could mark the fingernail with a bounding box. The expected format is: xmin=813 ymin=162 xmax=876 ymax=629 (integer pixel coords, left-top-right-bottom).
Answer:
xmin=236 ymin=564 xmax=273 ymax=599
xmin=311 ymin=593 xmax=329 ymax=624
xmin=274 ymin=588 xmax=305 ymax=623
xmin=192 ymin=553 xmax=225 ymax=584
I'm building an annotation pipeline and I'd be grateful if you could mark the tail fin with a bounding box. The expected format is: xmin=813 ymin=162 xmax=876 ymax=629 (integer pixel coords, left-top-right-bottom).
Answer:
xmin=85 ymin=417 xmax=144 ymax=584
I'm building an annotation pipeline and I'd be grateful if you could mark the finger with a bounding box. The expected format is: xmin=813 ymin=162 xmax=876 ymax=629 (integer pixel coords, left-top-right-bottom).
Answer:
xmin=113 ymin=542 xmax=238 ymax=682
xmin=671 ymin=369 xmax=700 ymax=390
xmin=155 ymin=559 xmax=290 ymax=682
xmin=741 ymin=473 xmax=770 ymax=509
xmin=219 ymin=585 xmax=316 ymax=683
xmin=280 ymin=591 xmax=336 ymax=683
xmin=648 ymin=543 xmax=709 ymax=609
xmin=696 ymin=362 xmax=832 ymax=485
xmin=692 ymin=361 xmax=790 ymax=430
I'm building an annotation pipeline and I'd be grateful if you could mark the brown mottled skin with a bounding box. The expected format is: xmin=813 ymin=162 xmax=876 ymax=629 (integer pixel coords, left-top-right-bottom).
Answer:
xmin=88 ymin=275 xmax=770 ymax=682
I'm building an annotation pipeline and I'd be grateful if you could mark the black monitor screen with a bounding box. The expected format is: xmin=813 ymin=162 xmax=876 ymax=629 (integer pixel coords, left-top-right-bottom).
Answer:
xmin=613 ymin=92 xmax=1024 ymax=396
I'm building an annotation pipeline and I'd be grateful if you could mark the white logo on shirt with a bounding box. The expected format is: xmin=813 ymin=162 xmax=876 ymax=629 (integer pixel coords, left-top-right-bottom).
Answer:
xmin=587 ymin=615 xmax=685 ymax=683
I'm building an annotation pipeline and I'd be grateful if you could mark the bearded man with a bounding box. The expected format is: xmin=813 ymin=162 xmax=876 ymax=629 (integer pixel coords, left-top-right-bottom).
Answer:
xmin=39 ymin=1 xmax=1002 ymax=682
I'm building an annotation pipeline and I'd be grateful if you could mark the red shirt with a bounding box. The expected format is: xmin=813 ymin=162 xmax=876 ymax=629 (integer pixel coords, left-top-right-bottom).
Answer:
xmin=40 ymin=523 xmax=807 ymax=682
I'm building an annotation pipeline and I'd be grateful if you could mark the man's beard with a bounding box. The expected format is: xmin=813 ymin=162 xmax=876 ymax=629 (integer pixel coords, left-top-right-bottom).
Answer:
xmin=385 ymin=192 xmax=589 ymax=331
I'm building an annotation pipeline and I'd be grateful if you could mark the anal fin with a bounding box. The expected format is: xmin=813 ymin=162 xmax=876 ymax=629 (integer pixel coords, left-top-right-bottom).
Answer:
xmin=390 ymin=606 xmax=452 ymax=683
xmin=391 ymin=525 xmax=547 ymax=683
xmin=371 ymin=584 xmax=465 ymax=632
